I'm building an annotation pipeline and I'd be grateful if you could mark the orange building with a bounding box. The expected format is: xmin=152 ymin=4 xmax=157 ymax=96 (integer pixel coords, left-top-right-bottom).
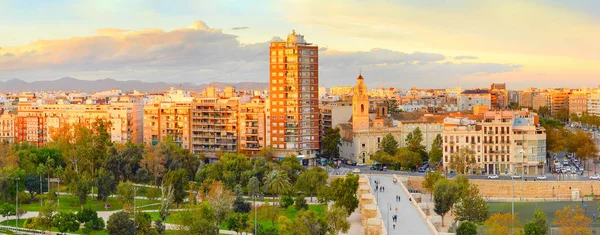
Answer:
xmin=269 ymin=30 xmax=320 ymax=160
xmin=14 ymin=116 xmax=46 ymax=147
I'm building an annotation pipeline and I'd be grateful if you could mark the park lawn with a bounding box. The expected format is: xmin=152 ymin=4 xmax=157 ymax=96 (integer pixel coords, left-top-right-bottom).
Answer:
xmin=147 ymin=211 xmax=179 ymax=224
xmin=19 ymin=195 xmax=155 ymax=212
xmin=0 ymin=219 xmax=107 ymax=235
xmin=488 ymin=201 xmax=600 ymax=226
xmin=220 ymin=204 xmax=328 ymax=230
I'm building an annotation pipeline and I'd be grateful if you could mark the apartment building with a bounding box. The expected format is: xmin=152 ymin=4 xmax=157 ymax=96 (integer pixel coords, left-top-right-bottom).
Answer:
xmin=546 ymin=90 xmax=570 ymax=115
xmin=14 ymin=116 xmax=46 ymax=147
xmin=239 ymin=100 xmax=267 ymax=156
xmin=490 ymin=83 xmax=508 ymax=110
xmin=269 ymin=30 xmax=320 ymax=159
xmin=457 ymin=89 xmax=491 ymax=111
xmin=0 ymin=112 xmax=15 ymax=143
xmin=143 ymin=89 xmax=193 ymax=148
xmin=588 ymin=91 xmax=600 ymax=116
xmin=190 ymin=96 xmax=239 ymax=157
xmin=568 ymin=92 xmax=588 ymax=116
xmin=442 ymin=110 xmax=546 ymax=175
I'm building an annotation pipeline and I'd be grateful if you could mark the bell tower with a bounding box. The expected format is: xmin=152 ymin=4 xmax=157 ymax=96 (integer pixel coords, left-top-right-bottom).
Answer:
xmin=352 ymin=73 xmax=370 ymax=131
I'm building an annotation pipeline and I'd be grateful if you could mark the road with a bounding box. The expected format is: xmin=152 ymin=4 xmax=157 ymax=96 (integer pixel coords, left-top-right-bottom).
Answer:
xmin=368 ymin=175 xmax=433 ymax=235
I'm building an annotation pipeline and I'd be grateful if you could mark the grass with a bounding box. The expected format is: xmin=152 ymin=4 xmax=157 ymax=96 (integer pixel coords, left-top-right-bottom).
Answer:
xmin=488 ymin=201 xmax=600 ymax=225
xmin=19 ymin=195 xmax=155 ymax=212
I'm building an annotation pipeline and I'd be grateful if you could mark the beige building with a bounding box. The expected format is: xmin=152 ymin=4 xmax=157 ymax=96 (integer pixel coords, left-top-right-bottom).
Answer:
xmin=568 ymin=92 xmax=588 ymax=116
xmin=191 ymin=95 xmax=239 ymax=157
xmin=143 ymin=88 xmax=193 ymax=149
xmin=0 ymin=112 xmax=15 ymax=143
xmin=442 ymin=110 xmax=546 ymax=176
xmin=588 ymin=91 xmax=600 ymax=116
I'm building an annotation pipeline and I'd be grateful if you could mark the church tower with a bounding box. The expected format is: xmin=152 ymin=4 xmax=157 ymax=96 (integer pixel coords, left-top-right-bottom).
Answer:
xmin=352 ymin=73 xmax=370 ymax=131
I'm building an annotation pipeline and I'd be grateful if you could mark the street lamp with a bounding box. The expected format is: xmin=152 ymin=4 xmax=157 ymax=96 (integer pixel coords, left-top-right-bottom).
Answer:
xmin=511 ymin=172 xmax=514 ymax=233
xmin=133 ymin=187 xmax=138 ymax=235
xmin=15 ymin=177 xmax=20 ymax=228
xmin=387 ymin=203 xmax=391 ymax=233
xmin=521 ymin=149 xmax=525 ymax=201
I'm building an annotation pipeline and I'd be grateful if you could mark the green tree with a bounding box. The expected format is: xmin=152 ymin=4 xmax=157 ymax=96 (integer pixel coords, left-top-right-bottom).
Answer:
xmin=429 ymin=134 xmax=443 ymax=166
xmin=379 ymin=133 xmax=398 ymax=155
xmin=422 ymin=171 xmax=443 ymax=197
xmin=258 ymin=203 xmax=283 ymax=226
xmin=172 ymin=202 xmax=218 ymax=235
xmin=96 ymin=168 xmax=118 ymax=209
xmin=34 ymin=201 xmax=56 ymax=229
xmin=537 ymin=106 xmax=550 ymax=118
xmin=247 ymin=176 xmax=261 ymax=198
xmin=107 ymin=211 xmax=135 ymax=235
xmin=263 ymin=170 xmax=291 ymax=200
xmin=318 ymin=174 xmax=359 ymax=214
xmin=454 ymin=184 xmax=489 ymax=223
xmin=433 ymin=178 xmax=458 ymax=226
xmin=52 ymin=211 xmax=80 ymax=233
xmin=397 ymin=147 xmax=422 ymax=170
xmin=456 ymin=221 xmax=477 ymax=235
xmin=117 ymin=181 xmax=135 ymax=210
xmin=449 ymin=148 xmax=476 ymax=174
xmin=23 ymin=174 xmax=48 ymax=201
xmin=71 ymin=174 xmax=92 ymax=208
xmin=295 ymin=167 xmax=328 ymax=202
xmin=233 ymin=195 xmax=251 ymax=213
xmin=326 ymin=205 xmax=351 ymax=234
xmin=258 ymin=145 xmax=276 ymax=162
xmin=553 ymin=108 xmax=569 ymax=122
xmin=383 ymin=98 xmax=400 ymax=114
xmin=295 ymin=194 xmax=308 ymax=211
xmin=294 ymin=209 xmax=327 ymax=235
xmin=205 ymin=181 xmax=234 ymax=233
xmin=226 ymin=212 xmax=250 ymax=235
xmin=406 ymin=127 xmax=427 ymax=161
xmin=140 ymin=145 xmax=165 ymax=185
xmin=164 ymin=169 xmax=188 ymax=206
xmin=524 ymin=209 xmax=548 ymax=235
xmin=135 ymin=212 xmax=159 ymax=235
xmin=322 ymin=127 xmax=341 ymax=159
xmin=280 ymin=155 xmax=304 ymax=183
xmin=370 ymin=151 xmax=395 ymax=166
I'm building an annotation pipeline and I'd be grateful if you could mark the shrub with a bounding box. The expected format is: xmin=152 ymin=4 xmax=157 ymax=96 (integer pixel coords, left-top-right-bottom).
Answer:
xmin=280 ymin=196 xmax=294 ymax=209
xmin=294 ymin=195 xmax=308 ymax=211
xmin=456 ymin=221 xmax=477 ymax=235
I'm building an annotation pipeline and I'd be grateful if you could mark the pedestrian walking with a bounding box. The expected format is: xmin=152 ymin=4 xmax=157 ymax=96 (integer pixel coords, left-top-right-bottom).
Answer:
xmin=376 ymin=185 xmax=379 ymax=191
xmin=393 ymin=221 xmax=396 ymax=230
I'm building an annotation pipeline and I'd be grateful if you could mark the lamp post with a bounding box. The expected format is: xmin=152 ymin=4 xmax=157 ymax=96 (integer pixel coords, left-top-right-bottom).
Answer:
xmin=133 ymin=187 xmax=138 ymax=235
xmin=511 ymin=172 xmax=514 ymax=233
xmin=387 ymin=203 xmax=391 ymax=233
xmin=521 ymin=149 xmax=525 ymax=201
xmin=15 ymin=177 xmax=20 ymax=228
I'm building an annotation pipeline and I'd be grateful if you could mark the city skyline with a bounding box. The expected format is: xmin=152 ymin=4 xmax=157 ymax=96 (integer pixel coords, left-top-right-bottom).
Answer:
xmin=1 ymin=0 xmax=599 ymax=89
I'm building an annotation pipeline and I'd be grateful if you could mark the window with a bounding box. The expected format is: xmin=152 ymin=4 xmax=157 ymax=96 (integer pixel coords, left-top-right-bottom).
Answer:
xmin=361 ymin=143 xmax=366 ymax=148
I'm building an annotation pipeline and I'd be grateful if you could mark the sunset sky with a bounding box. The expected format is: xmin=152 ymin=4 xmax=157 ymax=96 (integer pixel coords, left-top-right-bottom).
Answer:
xmin=0 ymin=0 xmax=599 ymax=89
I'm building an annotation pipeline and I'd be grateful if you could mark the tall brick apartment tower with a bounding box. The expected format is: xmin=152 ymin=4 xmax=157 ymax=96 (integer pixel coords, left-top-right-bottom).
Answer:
xmin=269 ymin=30 xmax=319 ymax=163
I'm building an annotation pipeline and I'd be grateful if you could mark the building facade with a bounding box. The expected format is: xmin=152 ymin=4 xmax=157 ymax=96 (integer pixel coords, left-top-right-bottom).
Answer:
xmin=269 ymin=30 xmax=320 ymax=159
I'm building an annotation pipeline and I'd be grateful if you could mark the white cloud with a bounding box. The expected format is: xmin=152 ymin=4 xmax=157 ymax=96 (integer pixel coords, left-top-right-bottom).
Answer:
xmin=0 ymin=21 xmax=522 ymax=88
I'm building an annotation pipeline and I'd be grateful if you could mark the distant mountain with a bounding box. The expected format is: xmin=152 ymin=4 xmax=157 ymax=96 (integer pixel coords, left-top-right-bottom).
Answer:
xmin=0 ymin=77 xmax=269 ymax=93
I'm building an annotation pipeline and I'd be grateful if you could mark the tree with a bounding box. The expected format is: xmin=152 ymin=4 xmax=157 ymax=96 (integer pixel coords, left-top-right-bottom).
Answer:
xmin=379 ymin=133 xmax=398 ymax=155
xmin=96 ymin=168 xmax=118 ymax=209
xmin=295 ymin=167 xmax=328 ymax=202
xmin=135 ymin=212 xmax=159 ymax=235
xmin=258 ymin=203 xmax=283 ymax=226
xmin=406 ymin=127 xmax=427 ymax=161
xmin=429 ymin=134 xmax=443 ymax=166
xmin=545 ymin=126 xmax=566 ymax=153
xmin=263 ymin=170 xmax=291 ymax=200
xmin=524 ymin=209 xmax=548 ymax=235
xmin=370 ymin=151 xmax=395 ymax=166
xmin=295 ymin=194 xmax=308 ymax=211
xmin=326 ymin=205 xmax=351 ymax=234
xmin=397 ymin=147 xmax=422 ymax=170
xmin=280 ymin=155 xmax=304 ymax=183
xmin=553 ymin=205 xmax=591 ymax=235
xmin=433 ymin=178 xmax=458 ymax=226
xmin=71 ymin=174 xmax=92 ymax=208
xmin=34 ymin=201 xmax=56 ymax=230
xmin=0 ymin=203 xmax=15 ymax=219
xmin=203 ymin=181 xmax=234 ymax=233
xmin=107 ymin=211 xmax=135 ymax=235
xmin=140 ymin=145 xmax=165 ymax=185
xmin=77 ymin=207 xmax=98 ymax=224
xmin=277 ymin=215 xmax=294 ymax=234
xmin=23 ymin=174 xmax=48 ymax=201
xmin=322 ymin=127 xmax=342 ymax=159
xmin=294 ymin=209 xmax=327 ymax=235
xmin=247 ymin=176 xmax=261 ymax=198
xmin=233 ymin=195 xmax=251 ymax=213
xmin=117 ymin=181 xmax=135 ymax=210
xmin=485 ymin=212 xmax=521 ymax=235
xmin=456 ymin=221 xmax=477 ymax=235
xmin=159 ymin=182 xmax=174 ymax=221
xmin=383 ymin=98 xmax=400 ymax=114
xmin=318 ymin=174 xmax=359 ymax=214
xmin=52 ymin=211 xmax=80 ymax=233
xmin=448 ymin=148 xmax=476 ymax=174
xmin=422 ymin=171 xmax=443 ymax=197
xmin=258 ymin=146 xmax=276 ymax=162
xmin=537 ymin=106 xmax=550 ymax=118
xmin=454 ymin=184 xmax=489 ymax=223
xmin=172 ymin=202 xmax=218 ymax=235
xmin=226 ymin=212 xmax=250 ymax=235
xmin=553 ymin=108 xmax=569 ymax=122
xmin=163 ymin=169 xmax=188 ymax=206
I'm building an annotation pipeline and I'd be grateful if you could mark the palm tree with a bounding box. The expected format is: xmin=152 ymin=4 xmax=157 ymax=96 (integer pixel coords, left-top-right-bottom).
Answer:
xmin=263 ymin=170 xmax=291 ymax=201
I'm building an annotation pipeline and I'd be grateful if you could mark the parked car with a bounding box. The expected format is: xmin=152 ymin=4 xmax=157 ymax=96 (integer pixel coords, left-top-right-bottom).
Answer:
xmin=352 ymin=168 xmax=361 ymax=174
xmin=487 ymin=174 xmax=499 ymax=179
xmin=536 ymin=175 xmax=547 ymax=180
xmin=418 ymin=167 xmax=426 ymax=173
xmin=590 ymin=175 xmax=600 ymax=180
xmin=511 ymin=174 xmax=522 ymax=179
xmin=357 ymin=163 xmax=366 ymax=167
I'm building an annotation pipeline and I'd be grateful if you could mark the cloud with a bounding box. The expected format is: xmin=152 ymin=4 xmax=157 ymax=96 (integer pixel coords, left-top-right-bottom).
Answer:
xmin=0 ymin=21 xmax=522 ymax=88
xmin=231 ymin=27 xmax=249 ymax=30
xmin=454 ymin=55 xmax=478 ymax=60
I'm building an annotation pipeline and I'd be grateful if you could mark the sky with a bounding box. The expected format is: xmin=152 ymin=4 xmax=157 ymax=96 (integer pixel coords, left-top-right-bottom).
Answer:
xmin=0 ymin=0 xmax=599 ymax=89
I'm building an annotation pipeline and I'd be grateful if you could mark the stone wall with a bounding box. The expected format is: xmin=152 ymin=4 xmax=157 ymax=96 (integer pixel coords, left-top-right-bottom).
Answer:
xmin=358 ymin=175 xmax=387 ymax=235
xmin=407 ymin=176 xmax=600 ymax=199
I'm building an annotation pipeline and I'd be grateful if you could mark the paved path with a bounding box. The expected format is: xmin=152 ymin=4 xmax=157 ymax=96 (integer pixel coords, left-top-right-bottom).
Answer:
xmin=369 ymin=176 xmax=432 ymax=235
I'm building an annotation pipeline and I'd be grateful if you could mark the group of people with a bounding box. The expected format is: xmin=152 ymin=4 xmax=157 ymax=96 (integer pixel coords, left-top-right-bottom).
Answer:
xmin=374 ymin=179 xmax=386 ymax=192
xmin=392 ymin=214 xmax=398 ymax=229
